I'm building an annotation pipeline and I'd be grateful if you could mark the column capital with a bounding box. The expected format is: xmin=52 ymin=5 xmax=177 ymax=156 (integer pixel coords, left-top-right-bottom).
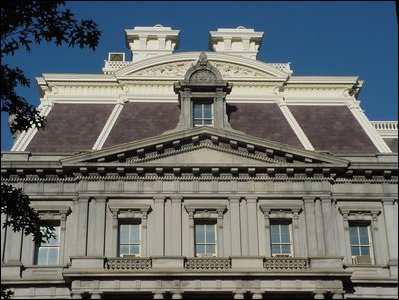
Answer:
xmin=303 ymin=196 xmax=316 ymax=203
xmin=229 ymin=196 xmax=241 ymax=203
xmin=246 ymin=196 xmax=258 ymax=203
xmin=154 ymin=196 xmax=166 ymax=203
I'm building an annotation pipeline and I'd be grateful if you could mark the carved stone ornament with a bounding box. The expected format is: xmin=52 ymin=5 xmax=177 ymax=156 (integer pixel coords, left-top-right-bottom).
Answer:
xmin=189 ymin=69 xmax=216 ymax=84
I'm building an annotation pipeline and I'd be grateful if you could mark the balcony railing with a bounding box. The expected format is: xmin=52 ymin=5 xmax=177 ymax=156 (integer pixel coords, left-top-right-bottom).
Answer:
xmin=371 ymin=121 xmax=398 ymax=131
xmin=185 ymin=257 xmax=231 ymax=270
xmin=102 ymin=60 xmax=133 ymax=74
xmin=264 ymin=257 xmax=310 ymax=270
xmin=106 ymin=257 xmax=152 ymax=270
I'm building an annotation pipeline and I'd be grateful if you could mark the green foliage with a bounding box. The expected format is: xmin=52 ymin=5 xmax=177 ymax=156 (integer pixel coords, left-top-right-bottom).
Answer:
xmin=0 ymin=287 xmax=13 ymax=300
xmin=1 ymin=184 xmax=55 ymax=244
xmin=1 ymin=0 xmax=101 ymax=133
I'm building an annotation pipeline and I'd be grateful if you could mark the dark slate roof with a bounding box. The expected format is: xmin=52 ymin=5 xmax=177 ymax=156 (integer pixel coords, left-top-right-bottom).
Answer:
xmin=288 ymin=105 xmax=378 ymax=154
xmin=26 ymin=103 xmax=114 ymax=153
xmin=23 ymin=102 xmax=384 ymax=154
xmin=228 ymin=103 xmax=303 ymax=148
xmin=103 ymin=102 xmax=180 ymax=147
xmin=384 ymin=138 xmax=398 ymax=153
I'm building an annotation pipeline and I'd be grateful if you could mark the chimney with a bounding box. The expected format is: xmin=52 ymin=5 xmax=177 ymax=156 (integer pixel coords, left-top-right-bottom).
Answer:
xmin=209 ymin=26 xmax=264 ymax=60
xmin=125 ymin=25 xmax=180 ymax=62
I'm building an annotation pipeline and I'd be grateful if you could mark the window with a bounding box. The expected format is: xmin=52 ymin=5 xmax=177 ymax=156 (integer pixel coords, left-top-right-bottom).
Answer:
xmin=349 ymin=223 xmax=372 ymax=263
xmin=270 ymin=221 xmax=292 ymax=256
xmin=195 ymin=222 xmax=216 ymax=256
xmin=35 ymin=225 xmax=60 ymax=265
xmin=193 ymin=100 xmax=213 ymax=126
xmin=119 ymin=223 xmax=141 ymax=256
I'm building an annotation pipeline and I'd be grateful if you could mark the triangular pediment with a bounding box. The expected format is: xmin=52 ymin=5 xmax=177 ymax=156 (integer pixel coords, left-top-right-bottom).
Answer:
xmin=115 ymin=52 xmax=290 ymax=80
xmin=61 ymin=127 xmax=349 ymax=169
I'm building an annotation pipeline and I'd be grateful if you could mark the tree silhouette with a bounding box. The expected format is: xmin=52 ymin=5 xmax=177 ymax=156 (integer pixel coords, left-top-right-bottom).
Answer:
xmin=1 ymin=1 xmax=101 ymax=298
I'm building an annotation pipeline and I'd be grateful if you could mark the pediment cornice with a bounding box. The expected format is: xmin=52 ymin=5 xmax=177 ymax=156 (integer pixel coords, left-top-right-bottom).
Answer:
xmin=114 ymin=52 xmax=289 ymax=80
xmin=60 ymin=127 xmax=349 ymax=168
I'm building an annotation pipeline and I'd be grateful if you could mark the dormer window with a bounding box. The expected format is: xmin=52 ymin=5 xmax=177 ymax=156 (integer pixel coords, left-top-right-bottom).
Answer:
xmin=173 ymin=52 xmax=232 ymax=131
xmin=193 ymin=100 xmax=213 ymax=127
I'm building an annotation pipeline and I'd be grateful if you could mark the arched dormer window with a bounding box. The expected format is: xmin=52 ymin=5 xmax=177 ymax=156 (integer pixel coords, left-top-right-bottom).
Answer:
xmin=173 ymin=52 xmax=232 ymax=130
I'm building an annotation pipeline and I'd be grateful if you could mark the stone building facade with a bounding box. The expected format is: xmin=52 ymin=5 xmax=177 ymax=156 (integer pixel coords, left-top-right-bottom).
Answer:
xmin=1 ymin=25 xmax=398 ymax=299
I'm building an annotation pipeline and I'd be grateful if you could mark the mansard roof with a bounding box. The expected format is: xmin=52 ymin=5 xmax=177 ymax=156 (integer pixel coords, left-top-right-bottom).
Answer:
xmin=8 ymin=46 xmax=397 ymax=156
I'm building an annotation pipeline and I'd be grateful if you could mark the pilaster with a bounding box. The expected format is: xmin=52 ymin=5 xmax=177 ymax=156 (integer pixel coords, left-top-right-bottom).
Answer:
xmin=76 ymin=198 xmax=89 ymax=256
xmin=304 ymin=197 xmax=318 ymax=257
xmin=246 ymin=197 xmax=259 ymax=255
xmin=229 ymin=196 xmax=241 ymax=255
xmin=153 ymin=196 xmax=165 ymax=256
xmin=87 ymin=197 xmax=107 ymax=256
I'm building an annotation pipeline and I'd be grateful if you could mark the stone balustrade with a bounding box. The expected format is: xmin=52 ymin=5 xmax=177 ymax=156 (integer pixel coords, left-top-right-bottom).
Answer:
xmin=263 ymin=257 xmax=310 ymax=270
xmin=185 ymin=257 xmax=232 ymax=270
xmin=106 ymin=257 xmax=152 ymax=270
xmin=371 ymin=121 xmax=398 ymax=131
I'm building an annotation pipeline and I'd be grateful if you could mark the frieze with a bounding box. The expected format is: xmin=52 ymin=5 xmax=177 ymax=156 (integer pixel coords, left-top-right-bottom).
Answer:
xmin=131 ymin=60 xmax=273 ymax=78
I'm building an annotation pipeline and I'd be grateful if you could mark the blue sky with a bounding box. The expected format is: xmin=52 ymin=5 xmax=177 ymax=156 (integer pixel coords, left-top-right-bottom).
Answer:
xmin=1 ymin=1 xmax=397 ymax=151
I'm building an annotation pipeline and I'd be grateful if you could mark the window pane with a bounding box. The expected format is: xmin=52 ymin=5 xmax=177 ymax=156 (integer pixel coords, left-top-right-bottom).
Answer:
xmin=194 ymin=119 xmax=203 ymax=126
xmin=203 ymin=104 xmax=212 ymax=118
xmin=193 ymin=104 xmax=202 ymax=118
xmin=120 ymin=225 xmax=129 ymax=243
xmin=130 ymin=225 xmax=140 ymax=243
xmin=351 ymin=246 xmax=360 ymax=256
xmin=37 ymin=248 xmax=48 ymax=265
xmin=130 ymin=245 xmax=140 ymax=255
xmin=204 ymin=119 xmax=212 ymax=125
xmin=119 ymin=245 xmax=129 ymax=255
xmin=270 ymin=232 xmax=280 ymax=243
xmin=360 ymin=246 xmax=370 ymax=256
xmin=271 ymin=244 xmax=280 ymax=254
xmin=270 ymin=225 xmax=279 ymax=235
xmin=48 ymin=248 xmax=59 ymax=265
xmin=196 ymin=245 xmax=205 ymax=255
xmin=349 ymin=227 xmax=358 ymax=244
xmin=195 ymin=225 xmax=205 ymax=243
xmin=206 ymin=245 xmax=215 ymax=254
xmin=280 ymin=232 xmax=290 ymax=243
xmin=359 ymin=228 xmax=369 ymax=245
xmin=281 ymin=244 xmax=291 ymax=254
xmin=206 ymin=225 xmax=215 ymax=243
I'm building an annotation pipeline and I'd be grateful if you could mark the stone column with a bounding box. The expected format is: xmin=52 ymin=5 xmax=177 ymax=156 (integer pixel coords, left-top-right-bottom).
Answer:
xmin=263 ymin=209 xmax=271 ymax=257
xmin=251 ymin=292 xmax=263 ymax=299
xmin=340 ymin=210 xmax=352 ymax=265
xmin=153 ymin=292 xmax=164 ymax=299
xmin=240 ymin=198 xmax=249 ymax=255
xmin=153 ymin=196 xmax=165 ymax=256
xmin=233 ymin=292 xmax=245 ymax=299
xmin=87 ymin=197 xmax=107 ymax=256
xmin=292 ymin=209 xmax=301 ymax=257
xmin=187 ymin=209 xmax=195 ymax=257
xmin=314 ymin=198 xmax=326 ymax=256
xmin=383 ymin=199 xmax=398 ymax=263
xmin=76 ymin=198 xmax=89 ymax=256
xmin=321 ymin=196 xmax=336 ymax=256
xmin=217 ymin=209 xmax=225 ymax=256
xmin=91 ymin=292 xmax=102 ymax=299
xmin=370 ymin=210 xmax=383 ymax=265
xmin=171 ymin=292 xmax=183 ymax=299
xmin=214 ymin=90 xmax=224 ymax=128
xmin=229 ymin=196 xmax=241 ymax=255
xmin=304 ymin=197 xmax=318 ymax=257
xmin=4 ymin=227 xmax=22 ymax=263
xmin=246 ymin=197 xmax=259 ymax=255
xmin=313 ymin=292 xmax=326 ymax=299
xmin=170 ymin=197 xmax=182 ymax=255
xmin=141 ymin=209 xmax=149 ymax=257
xmin=110 ymin=208 xmax=118 ymax=257
xmin=59 ymin=209 xmax=69 ymax=264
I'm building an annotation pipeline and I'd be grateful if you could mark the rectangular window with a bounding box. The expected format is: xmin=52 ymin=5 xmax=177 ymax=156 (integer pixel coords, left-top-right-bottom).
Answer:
xmin=270 ymin=221 xmax=292 ymax=256
xmin=119 ymin=223 xmax=141 ymax=257
xmin=195 ymin=222 xmax=216 ymax=256
xmin=349 ymin=223 xmax=372 ymax=263
xmin=193 ymin=101 xmax=213 ymax=126
xmin=35 ymin=225 xmax=60 ymax=265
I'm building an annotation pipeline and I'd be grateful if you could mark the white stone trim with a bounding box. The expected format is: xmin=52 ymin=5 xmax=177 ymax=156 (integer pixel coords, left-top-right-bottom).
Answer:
xmin=11 ymin=104 xmax=53 ymax=151
xmin=92 ymin=103 xmax=124 ymax=150
xmin=278 ymin=102 xmax=315 ymax=151
xmin=348 ymin=103 xmax=392 ymax=153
